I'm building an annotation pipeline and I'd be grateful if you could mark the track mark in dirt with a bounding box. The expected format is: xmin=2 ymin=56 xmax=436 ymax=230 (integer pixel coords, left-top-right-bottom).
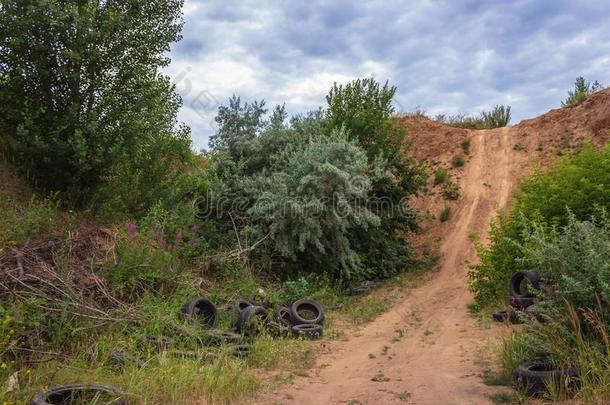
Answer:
xmin=251 ymin=127 xmax=529 ymax=405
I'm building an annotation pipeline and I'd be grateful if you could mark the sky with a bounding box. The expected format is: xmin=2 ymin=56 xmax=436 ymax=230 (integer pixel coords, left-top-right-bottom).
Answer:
xmin=163 ymin=0 xmax=610 ymax=149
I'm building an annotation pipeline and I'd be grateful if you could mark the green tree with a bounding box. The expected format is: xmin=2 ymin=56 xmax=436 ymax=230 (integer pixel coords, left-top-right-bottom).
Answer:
xmin=562 ymin=77 xmax=602 ymax=107
xmin=0 ymin=0 xmax=188 ymax=205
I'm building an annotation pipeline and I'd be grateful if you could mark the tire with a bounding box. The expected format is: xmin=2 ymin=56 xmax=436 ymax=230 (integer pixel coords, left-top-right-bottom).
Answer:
xmin=142 ymin=335 xmax=171 ymax=350
xmin=273 ymin=305 xmax=292 ymax=327
xmin=30 ymin=384 xmax=126 ymax=405
xmin=267 ymin=321 xmax=290 ymax=337
xmin=168 ymin=350 xmax=218 ymax=364
xmin=109 ymin=350 xmax=147 ymax=369
xmin=290 ymin=299 xmax=325 ymax=326
xmin=510 ymin=296 xmax=535 ymax=309
xmin=234 ymin=299 xmax=252 ymax=316
xmin=236 ymin=305 xmax=269 ymax=336
xmin=509 ymin=271 xmax=541 ymax=298
xmin=492 ymin=310 xmax=522 ymax=324
xmin=514 ymin=362 xmax=579 ymax=396
xmin=292 ymin=324 xmax=323 ymax=340
xmin=180 ymin=297 xmax=219 ymax=328
xmin=230 ymin=344 xmax=251 ymax=358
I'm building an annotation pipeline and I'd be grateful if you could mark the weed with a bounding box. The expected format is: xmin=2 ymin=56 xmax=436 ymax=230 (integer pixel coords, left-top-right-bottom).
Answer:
xmin=433 ymin=168 xmax=448 ymax=185
xmin=460 ymin=139 xmax=471 ymax=155
xmin=452 ymin=154 xmax=466 ymax=167
xmin=439 ymin=206 xmax=451 ymax=222
xmin=442 ymin=180 xmax=461 ymax=200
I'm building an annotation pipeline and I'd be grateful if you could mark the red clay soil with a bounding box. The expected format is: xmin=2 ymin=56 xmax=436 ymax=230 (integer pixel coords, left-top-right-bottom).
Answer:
xmin=249 ymin=89 xmax=610 ymax=405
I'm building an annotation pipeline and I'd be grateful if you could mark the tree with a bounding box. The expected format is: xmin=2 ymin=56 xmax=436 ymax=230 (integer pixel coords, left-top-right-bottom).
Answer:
xmin=562 ymin=77 xmax=602 ymax=107
xmin=0 ymin=0 xmax=188 ymax=204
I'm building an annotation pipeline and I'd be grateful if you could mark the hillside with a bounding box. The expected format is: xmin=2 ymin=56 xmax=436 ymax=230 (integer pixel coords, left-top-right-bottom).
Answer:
xmin=251 ymin=90 xmax=610 ymax=404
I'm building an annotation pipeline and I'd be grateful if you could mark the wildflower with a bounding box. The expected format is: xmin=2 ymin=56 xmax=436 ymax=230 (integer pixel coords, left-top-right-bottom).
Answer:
xmin=127 ymin=223 xmax=137 ymax=240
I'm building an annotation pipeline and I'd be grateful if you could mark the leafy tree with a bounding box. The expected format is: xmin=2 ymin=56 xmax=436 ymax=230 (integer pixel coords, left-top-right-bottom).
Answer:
xmin=325 ymin=78 xmax=425 ymax=277
xmin=0 ymin=0 xmax=188 ymax=205
xmin=562 ymin=77 xmax=603 ymax=107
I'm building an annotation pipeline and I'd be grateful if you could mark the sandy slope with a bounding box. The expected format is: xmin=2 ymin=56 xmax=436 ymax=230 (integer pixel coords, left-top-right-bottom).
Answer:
xmin=251 ymin=127 xmax=526 ymax=405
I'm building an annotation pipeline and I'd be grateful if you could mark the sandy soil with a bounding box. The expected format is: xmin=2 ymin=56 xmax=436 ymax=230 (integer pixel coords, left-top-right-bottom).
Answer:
xmin=249 ymin=89 xmax=610 ymax=405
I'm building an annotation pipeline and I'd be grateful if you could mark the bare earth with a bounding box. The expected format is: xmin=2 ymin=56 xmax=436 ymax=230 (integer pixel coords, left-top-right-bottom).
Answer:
xmin=250 ymin=89 xmax=610 ymax=405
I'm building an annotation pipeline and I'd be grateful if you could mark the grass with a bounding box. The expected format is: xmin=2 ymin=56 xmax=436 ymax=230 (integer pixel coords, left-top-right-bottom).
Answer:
xmin=442 ymin=180 xmax=461 ymax=200
xmin=460 ymin=139 xmax=471 ymax=155
xmin=440 ymin=207 xmax=451 ymax=222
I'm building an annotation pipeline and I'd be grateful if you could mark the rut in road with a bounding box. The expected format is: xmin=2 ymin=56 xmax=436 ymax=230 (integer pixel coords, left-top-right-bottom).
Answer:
xmin=251 ymin=127 xmax=527 ymax=405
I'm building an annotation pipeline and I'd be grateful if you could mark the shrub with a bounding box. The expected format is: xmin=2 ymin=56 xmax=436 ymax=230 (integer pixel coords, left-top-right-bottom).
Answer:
xmin=562 ymin=77 xmax=603 ymax=107
xmin=460 ymin=139 xmax=471 ymax=155
xmin=434 ymin=113 xmax=486 ymax=129
xmin=0 ymin=0 xmax=187 ymax=205
xmin=481 ymin=105 xmax=511 ymax=128
xmin=469 ymin=143 xmax=610 ymax=309
xmin=439 ymin=207 xmax=451 ymax=222
xmin=451 ymin=154 xmax=465 ymax=167
xmin=433 ymin=168 xmax=448 ymax=185
xmin=442 ymin=180 xmax=461 ymax=200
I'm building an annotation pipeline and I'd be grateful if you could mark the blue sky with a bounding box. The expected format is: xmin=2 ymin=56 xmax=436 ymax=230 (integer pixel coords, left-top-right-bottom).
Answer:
xmin=163 ymin=0 xmax=610 ymax=148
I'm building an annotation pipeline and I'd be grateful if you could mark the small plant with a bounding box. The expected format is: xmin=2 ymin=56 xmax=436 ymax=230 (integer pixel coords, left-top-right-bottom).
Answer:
xmin=562 ymin=77 xmax=602 ymax=107
xmin=281 ymin=277 xmax=312 ymax=304
xmin=452 ymin=154 xmax=465 ymax=167
xmin=481 ymin=105 xmax=511 ymax=128
xmin=433 ymin=168 xmax=448 ymax=185
xmin=439 ymin=206 xmax=451 ymax=222
xmin=460 ymin=139 xmax=471 ymax=155
xmin=442 ymin=180 xmax=461 ymax=200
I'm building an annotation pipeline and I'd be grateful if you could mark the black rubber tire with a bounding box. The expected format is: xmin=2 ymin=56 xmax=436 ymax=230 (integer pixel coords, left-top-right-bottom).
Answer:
xmin=230 ymin=344 xmax=251 ymax=359
xmin=168 ymin=350 xmax=218 ymax=364
xmin=492 ymin=310 xmax=522 ymax=324
xmin=273 ymin=305 xmax=292 ymax=327
xmin=292 ymin=324 xmax=323 ymax=340
xmin=234 ymin=299 xmax=252 ymax=316
xmin=267 ymin=321 xmax=291 ymax=337
xmin=514 ymin=362 xmax=579 ymax=396
xmin=142 ymin=335 xmax=172 ymax=350
xmin=180 ymin=297 xmax=219 ymax=328
xmin=509 ymin=271 xmax=541 ymax=298
xmin=290 ymin=299 xmax=325 ymax=326
xmin=109 ymin=350 xmax=147 ymax=369
xmin=30 ymin=384 xmax=127 ymax=405
xmin=236 ymin=305 xmax=269 ymax=336
xmin=510 ymin=296 xmax=535 ymax=309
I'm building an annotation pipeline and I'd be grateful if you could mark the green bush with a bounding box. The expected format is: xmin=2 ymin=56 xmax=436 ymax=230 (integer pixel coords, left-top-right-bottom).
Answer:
xmin=433 ymin=168 xmax=448 ymax=185
xmin=460 ymin=139 xmax=471 ymax=155
xmin=439 ymin=206 xmax=451 ymax=222
xmin=562 ymin=77 xmax=603 ymax=107
xmin=0 ymin=0 xmax=188 ymax=205
xmin=481 ymin=105 xmax=511 ymax=128
xmin=451 ymin=154 xmax=465 ymax=167
xmin=469 ymin=143 xmax=610 ymax=309
xmin=442 ymin=180 xmax=461 ymax=200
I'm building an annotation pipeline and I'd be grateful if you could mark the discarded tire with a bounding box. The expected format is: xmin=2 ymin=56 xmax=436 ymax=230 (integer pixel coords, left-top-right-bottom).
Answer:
xmin=30 ymin=384 xmax=127 ymax=405
xmin=230 ymin=344 xmax=251 ymax=358
xmin=201 ymin=329 xmax=243 ymax=344
xmin=273 ymin=305 xmax=292 ymax=327
xmin=267 ymin=321 xmax=291 ymax=337
xmin=234 ymin=299 xmax=252 ymax=315
xmin=236 ymin=305 xmax=269 ymax=336
xmin=180 ymin=297 xmax=219 ymax=328
xmin=142 ymin=335 xmax=171 ymax=350
xmin=109 ymin=350 xmax=147 ymax=369
xmin=492 ymin=310 xmax=522 ymax=324
xmin=292 ymin=324 xmax=323 ymax=339
xmin=514 ymin=362 xmax=579 ymax=396
xmin=510 ymin=296 xmax=535 ymax=309
xmin=348 ymin=280 xmax=381 ymax=296
xmin=168 ymin=350 xmax=218 ymax=364
xmin=509 ymin=271 xmax=541 ymax=298
xmin=290 ymin=299 xmax=325 ymax=326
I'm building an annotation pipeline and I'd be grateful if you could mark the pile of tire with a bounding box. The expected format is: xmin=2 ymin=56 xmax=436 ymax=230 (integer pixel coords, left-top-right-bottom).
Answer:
xmin=235 ymin=298 xmax=325 ymax=340
xmin=492 ymin=271 xmax=542 ymax=324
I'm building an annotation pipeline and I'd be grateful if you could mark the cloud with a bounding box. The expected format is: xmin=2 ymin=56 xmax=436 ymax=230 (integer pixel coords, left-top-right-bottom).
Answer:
xmin=165 ymin=0 xmax=610 ymax=148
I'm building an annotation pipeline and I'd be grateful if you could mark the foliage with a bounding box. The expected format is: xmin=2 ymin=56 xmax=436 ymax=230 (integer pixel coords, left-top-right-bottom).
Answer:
xmin=481 ymin=105 xmax=511 ymax=128
xmin=460 ymin=139 xmax=471 ymax=155
xmin=433 ymin=168 xmax=449 ymax=185
xmin=0 ymin=0 xmax=188 ymax=205
xmin=440 ymin=206 xmax=451 ymax=222
xmin=562 ymin=77 xmax=603 ymax=107
xmin=452 ymin=154 xmax=466 ymax=167
xmin=469 ymin=143 xmax=610 ymax=309
xmin=442 ymin=180 xmax=461 ymax=200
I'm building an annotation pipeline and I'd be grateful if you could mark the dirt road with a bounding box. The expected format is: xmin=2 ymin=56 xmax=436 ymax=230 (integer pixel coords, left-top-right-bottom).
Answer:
xmin=252 ymin=127 xmax=526 ymax=405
